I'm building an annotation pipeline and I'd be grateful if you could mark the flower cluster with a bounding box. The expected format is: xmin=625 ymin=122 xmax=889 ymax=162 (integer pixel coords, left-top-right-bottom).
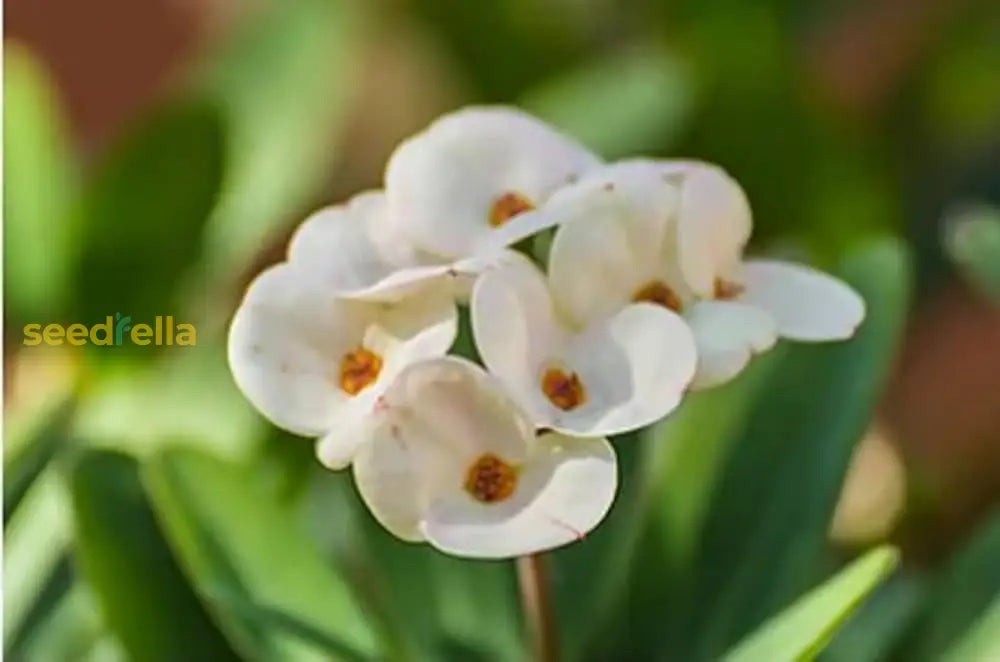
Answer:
xmin=228 ymin=107 xmax=865 ymax=559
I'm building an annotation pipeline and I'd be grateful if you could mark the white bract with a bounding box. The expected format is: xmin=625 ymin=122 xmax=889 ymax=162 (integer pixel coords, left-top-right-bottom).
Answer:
xmin=547 ymin=159 xmax=865 ymax=388
xmin=352 ymin=357 xmax=616 ymax=559
xmin=471 ymin=252 xmax=697 ymax=436
xmin=289 ymin=107 xmax=600 ymax=302
xmin=227 ymin=262 xmax=457 ymax=469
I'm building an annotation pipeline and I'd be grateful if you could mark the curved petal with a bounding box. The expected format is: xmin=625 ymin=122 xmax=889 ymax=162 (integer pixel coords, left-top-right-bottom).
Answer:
xmin=471 ymin=254 xmax=566 ymax=423
xmin=385 ymin=106 xmax=601 ymax=258
xmin=739 ymin=259 xmax=866 ymax=341
xmin=353 ymin=357 xmax=538 ymax=544
xmin=547 ymin=161 xmax=683 ymax=326
xmin=548 ymin=303 xmax=697 ymax=436
xmin=676 ymin=164 xmax=752 ymax=297
xmin=685 ymin=300 xmax=778 ymax=389
xmin=422 ymin=433 xmax=617 ymax=558
xmin=315 ymin=408 xmax=369 ymax=470
xmin=227 ymin=263 xmax=456 ymax=442
xmin=288 ymin=191 xmax=459 ymax=303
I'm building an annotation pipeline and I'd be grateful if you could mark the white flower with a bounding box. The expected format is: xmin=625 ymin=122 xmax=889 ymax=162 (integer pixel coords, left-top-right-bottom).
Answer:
xmin=288 ymin=190 xmax=507 ymax=303
xmin=227 ymin=262 xmax=457 ymax=469
xmin=471 ymin=252 xmax=697 ymax=436
xmin=352 ymin=356 xmax=616 ymax=559
xmin=547 ymin=159 xmax=866 ymax=389
xmin=385 ymin=106 xmax=602 ymax=259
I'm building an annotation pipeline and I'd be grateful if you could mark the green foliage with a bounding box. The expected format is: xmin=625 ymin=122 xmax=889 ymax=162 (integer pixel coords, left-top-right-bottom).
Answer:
xmin=722 ymin=546 xmax=900 ymax=662
xmin=3 ymin=44 xmax=79 ymax=321
xmin=142 ymin=447 xmax=380 ymax=662
xmin=70 ymin=450 xmax=241 ymax=662
xmin=944 ymin=205 xmax=1000 ymax=302
xmin=71 ymin=101 xmax=225 ymax=326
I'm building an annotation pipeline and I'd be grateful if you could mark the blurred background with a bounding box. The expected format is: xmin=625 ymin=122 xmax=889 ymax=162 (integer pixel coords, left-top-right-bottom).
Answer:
xmin=4 ymin=0 xmax=1000 ymax=660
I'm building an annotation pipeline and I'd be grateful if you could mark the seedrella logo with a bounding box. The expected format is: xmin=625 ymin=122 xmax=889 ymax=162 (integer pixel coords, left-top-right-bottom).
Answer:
xmin=23 ymin=314 xmax=197 ymax=347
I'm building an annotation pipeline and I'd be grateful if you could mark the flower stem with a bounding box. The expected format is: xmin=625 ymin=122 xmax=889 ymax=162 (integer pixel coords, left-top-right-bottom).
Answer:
xmin=516 ymin=553 xmax=558 ymax=662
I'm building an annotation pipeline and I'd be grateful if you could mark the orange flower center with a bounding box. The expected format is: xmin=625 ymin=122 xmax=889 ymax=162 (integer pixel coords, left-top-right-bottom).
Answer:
xmin=464 ymin=453 xmax=518 ymax=503
xmin=713 ymin=278 xmax=745 ymax=300
xmin=489 ymin=191 xmax=535 ymax=227
xmin=338 ymin=347 xmax=383 ymax=395
xmin=632 ymin=280 xmax=683 ymax=312
xmin=541 ymin=368 xmax=586 ymax=411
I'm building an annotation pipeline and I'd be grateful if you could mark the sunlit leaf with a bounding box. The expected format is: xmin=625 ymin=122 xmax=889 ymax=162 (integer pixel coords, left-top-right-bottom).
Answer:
xmin=942 ymin=595 xmax=1000 ymax=662
xmin=143 ymin=447 xmax=380 ymax=662
xmin=3 ymin=43 xmax=79 ymax=321
xmin=722 ymin=547 xmax=899 ymax=662
xmin=70 ymin=450 xmax=240 ymax=662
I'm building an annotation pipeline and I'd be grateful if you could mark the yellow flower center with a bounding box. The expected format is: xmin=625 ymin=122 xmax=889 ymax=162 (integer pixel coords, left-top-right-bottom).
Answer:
xmin=338 ymin=347 xmax=383 ymax=395
xmin=489 ymin=191 xmax=535 ymax=227
xmin=541 ymin=367 xmax=586 ymax=411
xmin=464 ymin=453 xmax=518 ymax=503
xmin=632 ymin=280 xmax=683 ymax=312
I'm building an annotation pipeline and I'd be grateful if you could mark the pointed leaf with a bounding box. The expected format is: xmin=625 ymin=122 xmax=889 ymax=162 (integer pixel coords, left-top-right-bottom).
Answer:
xmin=142 ymin=447 xmax=379 ymax=662
xmin=723 ymin=546 xmax=899 ymax=662
xmin=70 ymin=450 xmax=240 ymax=662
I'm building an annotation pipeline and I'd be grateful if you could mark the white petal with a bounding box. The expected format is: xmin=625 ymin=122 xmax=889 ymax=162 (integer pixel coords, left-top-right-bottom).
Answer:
xmin=547 ymin=161 xmax=683 ymax=326
xmin=422 ymin=433 xmax=617 ymax=558
xmin=739 ymin=259 xmax=865 ymax=341
xmin=676 ymin=164 xmax=752 ymax=297
xmin=548 ymin=303 xmax=697 ymax=436
xmin=471 ymin=254 xmax=567 ymax=423
xmin=685 ymin=300 xmax=778 ymax=389
xmin=288 ymin=191 xmax=457 ymax=303
xmin=315 ymin=409 xmax=369 ymax=470
xmin=385 ymin=106 xmax=601 ymax=258
xmin=227 ymin=263 xmax=456 ymax=442
xmin=352 ymin=357 xmax=537 ymax=543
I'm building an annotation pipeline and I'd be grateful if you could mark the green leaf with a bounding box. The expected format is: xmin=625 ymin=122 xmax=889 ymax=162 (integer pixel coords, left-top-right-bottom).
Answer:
xmin=3 ymin=43 xmax=79 ymax=320
xmin=522 ymin=48 xmax=692 ymax=158
xmin=944 ymin=204 xmax=1000 ymax=302
xmin=687 ymin=238 xmax=912 ymax=659
xmin=942 ymin=596 xmax=1000 ymax=662
xmin=4 ymin=398 xmax=74 ymax=524
xmin=70 ymin=450 xmax=240 ymax=662
xmin=71 ymin=101 xmax=225 ymax=326
xmin=820 ymin=574 xmax=926 ymax=662
xmin=906 ymin=507 xmax=1000 ymax=661
xmin=142 ymin=447 xmax=380 ymax=662
xmin=199 ymin=0 xmax=362 ymax=280
xmin=722 ymin=546 xmax=899 ymax=662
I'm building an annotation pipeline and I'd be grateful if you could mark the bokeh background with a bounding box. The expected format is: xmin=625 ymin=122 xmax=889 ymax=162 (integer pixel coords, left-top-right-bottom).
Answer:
xmin=4 ymin=0 xmax=1000 ymax=660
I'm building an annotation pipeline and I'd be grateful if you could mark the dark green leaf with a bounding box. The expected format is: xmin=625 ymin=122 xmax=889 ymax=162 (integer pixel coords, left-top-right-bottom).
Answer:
xmin=906 ymin=507 xmax=1000 ymax=661
xmin=687 ymin=238 xmax=912 ymax=659
xmin=942 ymin=596 xmax=1000 ymax=662
xmin=70 ymin=449 xmax=240 ymax=662
xmin=142 ymin=447 xmax=380 ymax=662
xmin=72 ymin=101 xmax=225 ymax=326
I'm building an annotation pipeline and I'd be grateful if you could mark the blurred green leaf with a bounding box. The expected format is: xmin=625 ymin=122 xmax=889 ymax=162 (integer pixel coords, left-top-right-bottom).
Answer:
xmin=200 ymin=0 xmax=362 ymax=281
xmin=722 ymin=546 xmax=899 ymax=662
xmin=3 ymin=43 xmax=79 ymax=321
xmin=72 ymin=101 xmax=225 ymax=325
xmin=522 ymin=48 xmax=692 ymax=158
xmin=906 ymin=508 xmax=1000 ymax=661
xmin=18 ymin=585 xmax=105 ymax=662
xmin=820 ymin=574 xmax=926 ymax=662
xmin=942 ymin=595 xmax=1000 ymax=662
xmin=3 ymin=468 xmax=73 ymax=650
xmin=4 ymin=397 xmax=74 ymax=524
xmin=944 ymin=204 xmax=1000 ymax=302
xmin=70 ymin=449 xmax=240 ymax=662
xmin=687 ymin=238 xmax=912 ymax=659
xmin=143 ymin=447 xmax=379 ymax=662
